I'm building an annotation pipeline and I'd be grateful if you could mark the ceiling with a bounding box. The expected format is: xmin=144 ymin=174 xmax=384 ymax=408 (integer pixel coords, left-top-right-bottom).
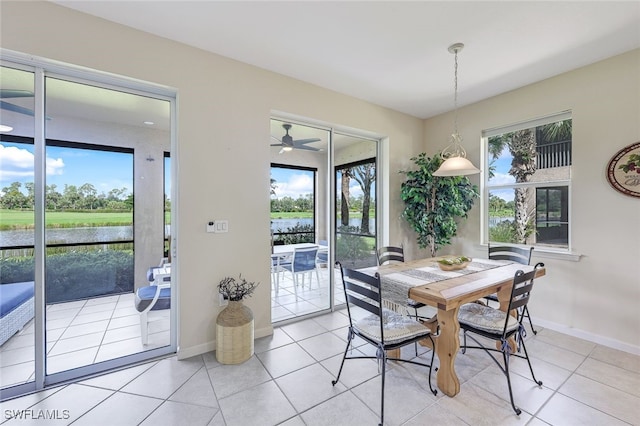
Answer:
xmin=50 ymin=1 xmax=640 ymax=120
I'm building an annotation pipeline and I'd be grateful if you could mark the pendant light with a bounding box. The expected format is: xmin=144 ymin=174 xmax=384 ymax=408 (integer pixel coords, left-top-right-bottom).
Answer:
xmin=433 ymin=43 xmax=480 ymax=177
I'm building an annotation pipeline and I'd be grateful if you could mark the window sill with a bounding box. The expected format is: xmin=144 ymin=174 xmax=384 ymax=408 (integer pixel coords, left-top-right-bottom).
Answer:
xmin=532 ymin=248 xmax=581 ymax=262
xmin=478 ymin=243 xmax=581 ymax=262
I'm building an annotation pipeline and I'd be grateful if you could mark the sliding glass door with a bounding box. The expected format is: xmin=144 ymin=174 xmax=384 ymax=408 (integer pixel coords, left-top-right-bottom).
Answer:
xmin=269 ymin=118 xmax=379 ymax=321
xmin=0 ymin=61 xmax=175 ymax=400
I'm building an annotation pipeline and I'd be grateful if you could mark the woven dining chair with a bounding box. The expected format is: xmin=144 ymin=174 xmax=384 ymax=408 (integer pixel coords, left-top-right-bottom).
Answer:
xmin=332 ymin=262 xmax=437 ymax=426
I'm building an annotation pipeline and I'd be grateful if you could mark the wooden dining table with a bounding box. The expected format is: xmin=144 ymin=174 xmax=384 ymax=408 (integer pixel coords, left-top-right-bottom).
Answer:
xmin=359 ymin=256 xmax=546 ymax=397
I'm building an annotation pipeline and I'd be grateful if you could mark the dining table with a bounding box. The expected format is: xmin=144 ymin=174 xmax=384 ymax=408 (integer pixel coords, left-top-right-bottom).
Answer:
xmin=359 ymin=256 xmax=546 ymax=397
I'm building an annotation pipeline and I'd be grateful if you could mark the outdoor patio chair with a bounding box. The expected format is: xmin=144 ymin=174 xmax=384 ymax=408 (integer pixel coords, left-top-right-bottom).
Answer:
xmin=458 ymin=263 xmax=544 ymax=415
xmin=135 ymin=266 xmax=171 ymax=345
xmin=281 ymin=246 xmax=320 ymax=299
xmin=332 ymin=262 xmax=437 ymax=426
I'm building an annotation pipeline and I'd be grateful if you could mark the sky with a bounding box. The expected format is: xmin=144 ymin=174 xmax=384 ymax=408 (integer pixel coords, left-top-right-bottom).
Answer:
xmin=270 ymin=166 xmax=366 ymax=200
xmin=0 ymin=141 xmax=137 ymax=196
xmin=487 ymin=145 xmax=516 ymax=202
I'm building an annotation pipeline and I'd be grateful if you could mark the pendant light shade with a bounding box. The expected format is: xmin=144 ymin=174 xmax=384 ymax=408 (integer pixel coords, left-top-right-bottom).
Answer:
xmin=433 ymin=43 xmax=480 ymax=177
xmin=433 ymin=155 xmax=480 ymax=176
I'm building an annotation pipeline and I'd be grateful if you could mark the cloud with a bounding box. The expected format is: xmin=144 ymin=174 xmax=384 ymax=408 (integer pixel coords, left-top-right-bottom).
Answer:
xmin=489 ymin=172 xmax=515 ymax=185
xmin=272 ymin=173 xmax=313 ymax=198
xmin=0 ymin=144 xmax=65 ymax=183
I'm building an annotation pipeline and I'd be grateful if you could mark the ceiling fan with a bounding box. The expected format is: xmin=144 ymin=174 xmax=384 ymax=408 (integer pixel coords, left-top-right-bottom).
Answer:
xmin=0 ymin=89 xmax=36 ymax=117
xmin=270 ymin=123 xmax=321 ymax=154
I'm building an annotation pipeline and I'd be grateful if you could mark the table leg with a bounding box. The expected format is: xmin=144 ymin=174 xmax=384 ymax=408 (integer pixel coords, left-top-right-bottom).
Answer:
xmin=434 ymin=307 xmax=461 ymax=397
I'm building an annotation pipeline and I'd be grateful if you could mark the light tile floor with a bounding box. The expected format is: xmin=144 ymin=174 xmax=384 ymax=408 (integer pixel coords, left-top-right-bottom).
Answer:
xmin=271 ymin=266 xmax=344 ymax=323
xmin=1 ymin=307 xmax=639 ymax=425
xmin=0 ymin=293 xmax=170 ymax=389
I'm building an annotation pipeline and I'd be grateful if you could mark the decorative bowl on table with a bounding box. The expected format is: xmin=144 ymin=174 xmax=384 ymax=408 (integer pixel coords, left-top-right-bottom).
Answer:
xmin=437 ymin=256 xmax=472 ymax=271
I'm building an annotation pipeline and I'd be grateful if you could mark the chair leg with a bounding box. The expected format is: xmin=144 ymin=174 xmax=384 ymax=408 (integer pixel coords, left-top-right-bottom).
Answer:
xmin=379 ymin=346 xmax=387 ymax=426
xmin=140 ymin=312 xmax=148 ymax=345
xmin=413 ymin=306 xmax=419 ymax=356
xmin=520 ymin=339 xmax=543 ymax=386
xmin=523 ymin=305 xmax=537 ymax=334
xmin=332 ymin=329 xmax=352 ymax=386
xmin=502 ymin=350 xmax=521 ymax=415
xmin=429 ymin=334 xmax=438 ymax=396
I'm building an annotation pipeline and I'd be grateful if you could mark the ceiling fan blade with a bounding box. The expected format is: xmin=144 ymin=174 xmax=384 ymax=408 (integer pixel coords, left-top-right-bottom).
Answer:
xmin=270 ymin=143 xmax=284 ymax=147
xmin=0 ymin=89 xmax=34 ymax=99
xmin=293 ymin=138 xmax=321 ymax=145
xmin=0 ymin=100 xmax=35 ymax=116
xmin=293 ymin=144 xmax=321 ymax=152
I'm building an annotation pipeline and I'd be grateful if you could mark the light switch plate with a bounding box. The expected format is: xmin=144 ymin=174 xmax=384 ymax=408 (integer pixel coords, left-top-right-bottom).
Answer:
xmin=215 ymin=220 xmax=228 ymax=233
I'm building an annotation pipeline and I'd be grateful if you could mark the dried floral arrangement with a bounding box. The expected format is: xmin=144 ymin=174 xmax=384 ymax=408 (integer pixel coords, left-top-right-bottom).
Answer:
xmin=218 ymin=275 xmax=259 ymax=301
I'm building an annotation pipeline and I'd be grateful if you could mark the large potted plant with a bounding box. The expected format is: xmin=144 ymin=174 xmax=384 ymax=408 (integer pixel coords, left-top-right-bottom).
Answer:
xmin=216 ymin=275 xmax=259 ymax=364
xmin=400 ymin=153 xmax=478 ymax=257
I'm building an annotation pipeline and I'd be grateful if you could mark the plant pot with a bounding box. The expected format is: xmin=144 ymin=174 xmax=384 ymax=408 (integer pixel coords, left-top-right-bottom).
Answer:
xmin=216 ymin=300 xmax=254 ymax=364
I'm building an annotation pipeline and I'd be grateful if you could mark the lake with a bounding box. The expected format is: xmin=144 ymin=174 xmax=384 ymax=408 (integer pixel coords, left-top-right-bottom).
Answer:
xmin=0 ymin=226 xmax=133 ymax=247
xmin=271 ymin=218 xmax=376 ymax=232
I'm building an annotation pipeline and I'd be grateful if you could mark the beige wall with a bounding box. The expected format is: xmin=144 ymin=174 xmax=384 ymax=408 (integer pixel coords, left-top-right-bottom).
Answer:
xmin=0 ymin=2 xmax=424 ymax=357
xmin=2 ymin=2 xmax=638 ymax=355
xmin=424 ymin=49 xmax=640 ymax=352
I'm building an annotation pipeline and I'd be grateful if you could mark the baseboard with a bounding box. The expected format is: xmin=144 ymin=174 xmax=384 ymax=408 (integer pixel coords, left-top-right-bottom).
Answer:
xmin=177 ymin=324 xmax=274 ymax=360
xmin=533 ymin=317 xmax=640 ymax=356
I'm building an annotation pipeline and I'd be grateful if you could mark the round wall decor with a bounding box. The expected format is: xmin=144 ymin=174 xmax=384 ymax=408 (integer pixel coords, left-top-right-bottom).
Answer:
xmin=606 ymin=141 xmax=640 ymax=198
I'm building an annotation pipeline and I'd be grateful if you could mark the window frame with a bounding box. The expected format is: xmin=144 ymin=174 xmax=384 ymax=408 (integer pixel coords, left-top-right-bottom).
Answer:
xmin=481 ymin=111 xmax=574 ymax=255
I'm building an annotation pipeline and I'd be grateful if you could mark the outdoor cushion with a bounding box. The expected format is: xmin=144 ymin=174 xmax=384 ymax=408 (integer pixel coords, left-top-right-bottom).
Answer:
xmin=458 ymin=302 xmax=518 ymax=334
xmin=135 ymin=286 xmax=171 ymax=312
xmin=355 ymin=308 xmax=431 ymax=345
xmin=0 ymin=282 xmax=35 ymax=318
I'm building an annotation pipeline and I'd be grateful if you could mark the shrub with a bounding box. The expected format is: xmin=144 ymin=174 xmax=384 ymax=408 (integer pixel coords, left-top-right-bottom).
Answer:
xmin=0 ymin=250 xmax=134 ymax=303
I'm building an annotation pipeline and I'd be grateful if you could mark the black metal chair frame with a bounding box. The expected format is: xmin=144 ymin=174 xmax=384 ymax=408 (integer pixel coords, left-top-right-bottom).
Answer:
xmin=460 ymin=262 xmax=544 ymax=415
xmin=332 ymin=262 xmax=437 ymax=426
xmin=376 ymin=245 xmax=430 ymax=355
xmin=486 ymin=245 xmax=537 ymax=334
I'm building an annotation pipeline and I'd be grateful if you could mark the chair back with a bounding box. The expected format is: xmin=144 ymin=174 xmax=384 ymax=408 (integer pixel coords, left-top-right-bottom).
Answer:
xmin=292 ymin=247 xmax=318 ymax=272
xmin=488 ymin=244 xmax=533 ymax=265
xmin=377 ymin=245 xmax=404 ymax=265
xmin=337 ymin=261 xmax=384 ymax=343
xmin=503 ymin=262 xmax=544 ymax=335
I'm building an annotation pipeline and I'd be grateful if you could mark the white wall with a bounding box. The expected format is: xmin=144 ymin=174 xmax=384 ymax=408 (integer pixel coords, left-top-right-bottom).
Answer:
xmin=0 ymin=2 xmax=424 ymax=357
xmin=3 ymin=2 xmax=637 ymax=355
xmin=423 ymin=49 xmax=640 ymax=353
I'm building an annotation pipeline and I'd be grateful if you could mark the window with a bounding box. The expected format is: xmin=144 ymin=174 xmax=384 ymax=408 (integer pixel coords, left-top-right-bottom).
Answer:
xmin=484 ymin=112 xmax=572 ymax=249
xmin=270 ymin=164 xmax=316 ymax=244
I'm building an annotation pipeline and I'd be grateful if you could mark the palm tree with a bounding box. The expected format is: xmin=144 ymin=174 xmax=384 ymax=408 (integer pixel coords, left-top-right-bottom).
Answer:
xmin=488 ymin=119 xmax=571 ymax=243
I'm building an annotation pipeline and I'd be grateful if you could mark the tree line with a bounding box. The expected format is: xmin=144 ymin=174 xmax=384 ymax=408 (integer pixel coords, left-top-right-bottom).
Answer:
xmin=0 ymin=181 xmax=133 ymax=211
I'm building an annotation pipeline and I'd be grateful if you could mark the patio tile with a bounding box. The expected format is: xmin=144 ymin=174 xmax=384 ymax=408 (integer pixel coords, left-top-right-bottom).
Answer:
xmin=47 ymin=347 xmax=99 ymax=374
xmin=60 ymin=320 xmax=109 ymax=340
xmin=48 ymin=331 xmax=104 ymax=356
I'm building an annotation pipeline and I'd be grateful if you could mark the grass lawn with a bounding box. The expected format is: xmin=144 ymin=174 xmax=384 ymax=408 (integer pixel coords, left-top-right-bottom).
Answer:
xmin=0 ymin=209 xmax=134 ymax=229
